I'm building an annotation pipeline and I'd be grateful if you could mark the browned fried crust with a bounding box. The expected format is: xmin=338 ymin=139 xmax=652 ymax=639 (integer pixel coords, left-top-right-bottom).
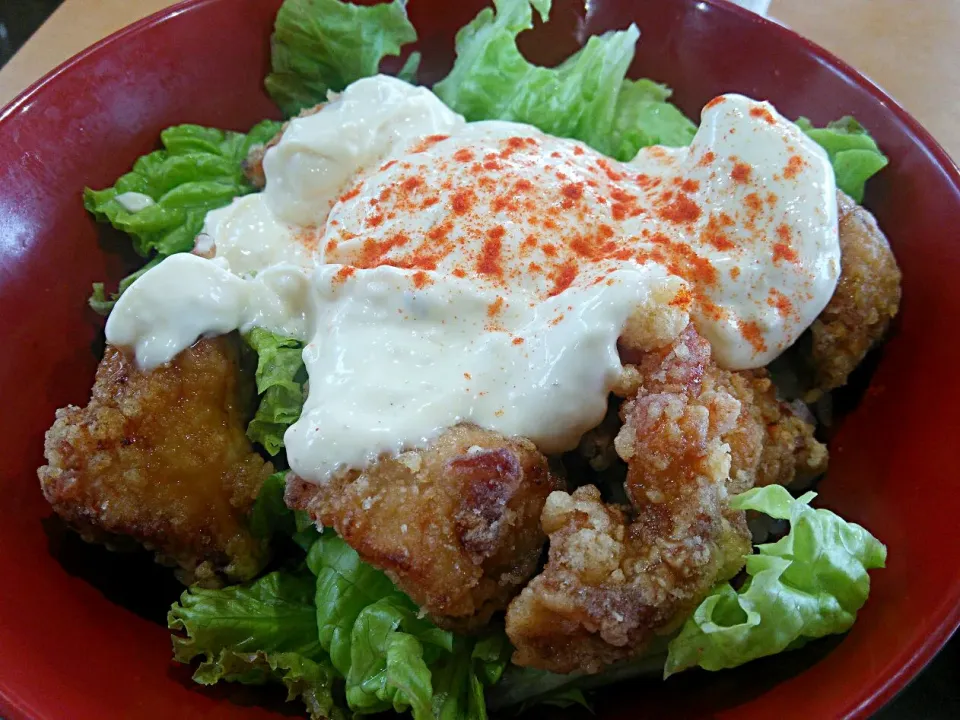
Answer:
xmin=38 ymin=336 xmax=273 ymax=587
xmin=712 ymin=369 xmax=827 ymax=492
xmin=286 ymin=425 xmax=563 ymax=625
xmin=506 ymin=327 xmax=753 ymax=673
xmin=615 ymin=354 xmax=827 ymax=493
xmin=810 ymin=191 xmax=902 ymax=392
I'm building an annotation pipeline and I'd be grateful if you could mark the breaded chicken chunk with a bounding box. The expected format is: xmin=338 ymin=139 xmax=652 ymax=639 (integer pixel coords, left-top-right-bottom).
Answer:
xmin=711 ymin=369 xmax=827 ymax=492
xmin=506 ymin=326 xmax=753 ymax=673
xmin=286 ymin=425 xmax=563 ymax=625
xmin=38 ymin=336 xmax=273 ymax=587
xmin=809 ymin=191 xmax=901 ymax=392
xmin=614 ymin=352 xmax=826 ymax=492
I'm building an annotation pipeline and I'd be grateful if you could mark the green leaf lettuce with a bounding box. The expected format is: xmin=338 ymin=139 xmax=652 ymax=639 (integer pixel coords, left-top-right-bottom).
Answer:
xmin=243 ymin=328 xmax=308 ymax=455
xmin=85 ymin=120 xmax=281 ymax=314
xmin=266 ymin=0 xmax=418 ymax=116
xmin=665 ymin=485 xmax=886 ymax=676
xmin=168 ymin=570 xmax=342 ymax=720
xmin=170 ymin=511 xmax=508 ymax=719
xmin=306 ymin=531 xmax=455 ymax=718
xmin=432 ymin=0 xmax=696 ymax=160
xmin=305 ymin=530 xmax=509 ymax=718
xmin=249 ymin=471 xmax=296 ymax=540
xmin=796 ymin=116 xmax=888 ymax=202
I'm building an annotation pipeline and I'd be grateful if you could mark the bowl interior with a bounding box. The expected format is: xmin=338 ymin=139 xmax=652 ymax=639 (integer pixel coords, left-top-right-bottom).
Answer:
xmin=1 ymin=1 xmax=958 ymax=718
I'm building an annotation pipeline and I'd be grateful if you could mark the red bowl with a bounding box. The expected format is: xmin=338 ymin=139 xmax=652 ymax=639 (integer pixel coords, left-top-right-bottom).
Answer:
xmin=1 ymin=0 xmax=958 ymax=718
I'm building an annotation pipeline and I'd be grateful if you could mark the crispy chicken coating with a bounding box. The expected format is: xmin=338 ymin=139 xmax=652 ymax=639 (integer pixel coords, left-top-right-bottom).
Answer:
xmin=711 ymin=369 xmax=827 ymax=492
xmin=506 ymin=326 xmax=754 ymax=673
xmin=809 ymin=191 xmax=901 ymax=392
xmin=38 ymin=336 xmax=273 ymax=587
xmin=286 ymin=425 xmax=563 ymax=625
xmin=615 ymin=344 xmax=827 ymax=492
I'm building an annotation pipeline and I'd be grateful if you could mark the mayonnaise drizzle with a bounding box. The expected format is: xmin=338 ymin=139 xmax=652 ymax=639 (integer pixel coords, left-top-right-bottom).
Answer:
xmin=106 ymin=75 xmax=839 ymax=482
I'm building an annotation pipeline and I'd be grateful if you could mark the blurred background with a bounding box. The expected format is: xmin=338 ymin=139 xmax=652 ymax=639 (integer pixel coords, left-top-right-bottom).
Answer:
xmin=0 ymin=0 xmax=63 ymax=65
xmin=0 ymin=0 xmax=955 ymax=718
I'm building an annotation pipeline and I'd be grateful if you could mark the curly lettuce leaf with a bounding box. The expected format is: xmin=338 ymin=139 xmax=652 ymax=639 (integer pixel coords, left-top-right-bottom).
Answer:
xmin=432 ymin=0 xmax=695 ymax=160
xmin=169 ymin=570 xmax=341 ymax=719
xmin=266 ymin=0 xmax=418 ymax=117
xmin=86 ymin=121 xmax=280 ymax=256
xmin=796 ymin=116 xmax=888 ymax=202
xmin=432 ymin=634 xmax=512 ymax=719
xmin=343 ymin=597 xmax=435 ymax=716
xmin=174 ymin=462 xmax=518 ymax=720
xmin=305 ymin=530 xmax=507 ymax=719
xmin=609 ymin=76 xmax=697 ymax=155
xmin=306 ymin=531 xmax=447 ymax=718
xmin=244 ymin=328 xmax=307 ymax=455
xmin=249 ymin=472 xmax=321 ymax=556
xmin=664 ymin=485 xmax=886 ymax=676
xmin=191 ymin=650 xmax=344 ymax=720
xmin=250 ymin=471 xmax=296 ymax=539
xmin=85 ymin=120 xmax=281 ymax=314
xmin=308 ymin=531 xmax=404 ymax=674
xmin=470 ymin=632 xmax=511 ymax=687
xmin=169 ymin=570 xmax=323 ymax=660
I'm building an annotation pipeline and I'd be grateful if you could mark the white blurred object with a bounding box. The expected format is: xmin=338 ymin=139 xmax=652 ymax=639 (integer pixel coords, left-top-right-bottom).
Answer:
xmin=727 ymin=0 xmax=771 ymax=15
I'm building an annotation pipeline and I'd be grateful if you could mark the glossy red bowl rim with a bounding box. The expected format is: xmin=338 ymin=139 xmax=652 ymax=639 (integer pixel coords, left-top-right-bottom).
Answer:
xmin=1 ymin=1 xmax=957 ymax=718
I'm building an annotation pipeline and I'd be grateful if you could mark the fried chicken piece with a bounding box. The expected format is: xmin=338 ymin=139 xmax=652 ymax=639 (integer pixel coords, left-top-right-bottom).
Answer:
xmin=809 ymin=191 xmax=901 ymax=392
xmin=286 ymin=425 xmax=562 ymax=625
xmin=506 ymin=326 xmax=752 ymax=673
xmin=38 ymin=336 xmax=273 ymax=587
xmin=711 ymin=369 xmax=827 ymax=492
xmin=616 ymin=344 xmax=827 ymax=492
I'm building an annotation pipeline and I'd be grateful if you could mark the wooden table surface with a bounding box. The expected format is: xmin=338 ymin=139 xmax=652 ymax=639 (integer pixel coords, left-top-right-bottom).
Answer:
xmin=0 ymin=0 xmax=956 ymax=161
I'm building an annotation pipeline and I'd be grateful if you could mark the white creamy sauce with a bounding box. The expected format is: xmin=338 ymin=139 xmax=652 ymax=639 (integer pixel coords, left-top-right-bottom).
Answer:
xmin=114 ymin=191 xmax=156 ymax=213
xmin=105 ymin=254 xmax=313 ymax=365
xmin=106 ymin=75 xmax=839 ymax=482
xmin=263 ymin=78 xmax=466 ymax=228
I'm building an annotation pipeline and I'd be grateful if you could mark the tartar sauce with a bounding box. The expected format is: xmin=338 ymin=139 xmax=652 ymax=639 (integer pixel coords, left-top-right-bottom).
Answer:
xmin=106 ymin=75 xmax=839 ymax=482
